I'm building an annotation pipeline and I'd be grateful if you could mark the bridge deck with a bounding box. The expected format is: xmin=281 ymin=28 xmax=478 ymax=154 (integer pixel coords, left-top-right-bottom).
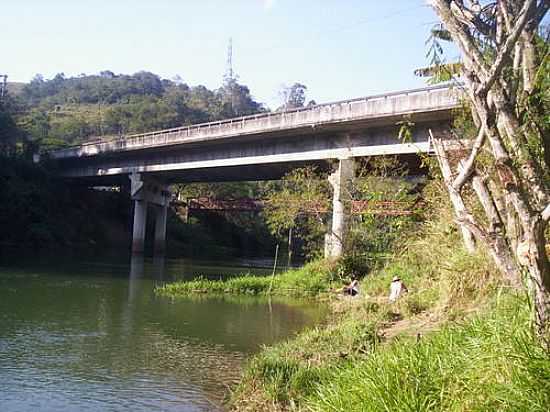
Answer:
xmin=47 ymin=85 xmax=460 ymax=161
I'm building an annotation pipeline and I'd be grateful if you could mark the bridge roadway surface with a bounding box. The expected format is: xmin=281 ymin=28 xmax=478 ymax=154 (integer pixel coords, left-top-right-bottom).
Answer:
xmin=44 ymin=84 xmax=461 ymax=185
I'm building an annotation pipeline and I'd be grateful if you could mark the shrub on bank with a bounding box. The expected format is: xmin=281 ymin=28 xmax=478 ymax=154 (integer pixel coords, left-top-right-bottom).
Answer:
xmin=156 ymin=259 xmax=337 ymax=298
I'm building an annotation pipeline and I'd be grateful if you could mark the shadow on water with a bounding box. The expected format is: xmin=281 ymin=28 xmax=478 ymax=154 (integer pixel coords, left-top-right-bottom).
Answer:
xmin=0 ymin=254 xmax=327 ymax=412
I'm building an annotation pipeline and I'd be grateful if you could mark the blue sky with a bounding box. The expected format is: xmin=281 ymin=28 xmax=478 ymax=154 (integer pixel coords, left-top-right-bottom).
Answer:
xmin=4 ymin=0 xmax=452 ymax=108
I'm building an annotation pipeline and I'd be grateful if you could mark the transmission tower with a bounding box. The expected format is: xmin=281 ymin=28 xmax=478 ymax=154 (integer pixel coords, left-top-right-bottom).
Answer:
xmin=225 ymin=37 xmax=234 ymax=83
xmin=224 ymin=38 xmax=237 ymax=113
xmin=0 ymin=74 xmax=7 ymax=100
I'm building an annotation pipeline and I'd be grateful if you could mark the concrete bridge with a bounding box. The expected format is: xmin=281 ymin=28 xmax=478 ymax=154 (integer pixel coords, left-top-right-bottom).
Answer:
xmin=41 ymin=85 xmax=460 ymax=257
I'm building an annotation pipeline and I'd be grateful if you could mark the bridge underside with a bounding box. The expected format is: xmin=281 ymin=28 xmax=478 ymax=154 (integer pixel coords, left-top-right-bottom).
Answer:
xmin=54 ymin=116 xmax=450 ymax=186
xmin=62 ymin=154 xmax=427 ymax=186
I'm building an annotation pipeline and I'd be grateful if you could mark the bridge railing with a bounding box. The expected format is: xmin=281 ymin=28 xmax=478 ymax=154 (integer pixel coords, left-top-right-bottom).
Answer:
xmin=49 ymin=84 xmax=461 ymax=159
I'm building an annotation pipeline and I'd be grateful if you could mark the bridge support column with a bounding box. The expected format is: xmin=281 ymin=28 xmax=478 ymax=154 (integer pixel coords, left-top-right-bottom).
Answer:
xmin=154 ymin=205 xmax=168 ymax=256
xmin=132 ymin=199 xmax=148 ymax=254
xmin=326 ymin=157 xmax=354 ymax=259
xmin=129 ymin=172 xmax=170 ymax=256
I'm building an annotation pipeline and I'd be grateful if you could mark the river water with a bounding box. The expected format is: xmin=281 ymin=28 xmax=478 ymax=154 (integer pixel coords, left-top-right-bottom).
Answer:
xmin=0 ymin=257 xmax=328 ymax=411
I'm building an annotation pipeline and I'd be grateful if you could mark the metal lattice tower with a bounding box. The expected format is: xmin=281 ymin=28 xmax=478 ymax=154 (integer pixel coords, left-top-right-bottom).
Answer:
xmin=225 ymin=37 xmax=233 ymax=82
xmin=0 ymin=74 xmax=7 ymax=100
xmin=224 ymin=38 xmax=237 ymax=113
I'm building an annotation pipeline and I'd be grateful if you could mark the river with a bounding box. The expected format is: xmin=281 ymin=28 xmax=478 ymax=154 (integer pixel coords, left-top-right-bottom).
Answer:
xmin=0 ymin=256 xmax=328 ymax=411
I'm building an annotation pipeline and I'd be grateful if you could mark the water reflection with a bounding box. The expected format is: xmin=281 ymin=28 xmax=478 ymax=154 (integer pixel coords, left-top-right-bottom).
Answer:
xmin=0 ymin=258 xmax=327 ymax=411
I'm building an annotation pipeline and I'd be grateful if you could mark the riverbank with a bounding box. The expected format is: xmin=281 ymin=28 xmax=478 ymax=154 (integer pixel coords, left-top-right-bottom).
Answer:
xmin=158 ymin=201 xmax=550 ymax=411
xmin=157 ymin=259 xmax=337 ymax=298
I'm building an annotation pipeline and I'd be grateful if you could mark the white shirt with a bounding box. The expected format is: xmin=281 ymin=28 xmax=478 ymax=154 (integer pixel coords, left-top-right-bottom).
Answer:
xmin=389 ymin=280 xmax=405 ymax=302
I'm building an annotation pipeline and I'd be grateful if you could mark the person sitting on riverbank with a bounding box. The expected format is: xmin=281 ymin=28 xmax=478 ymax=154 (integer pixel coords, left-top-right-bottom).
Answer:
xmin=339 ymin=276 xmax=360 ymax=297
xmin=388 ymin=275 xmax=408 ymax=302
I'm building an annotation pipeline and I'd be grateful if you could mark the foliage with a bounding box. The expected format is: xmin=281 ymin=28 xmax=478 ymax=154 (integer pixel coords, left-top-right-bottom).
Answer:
xmin=277 ymin=82 xmax=311 ymax=110
xmin=229 ymin=187 xmax=545 ymax=412
xmin=0 ymin=99 xmax=21 ymax=156
xmin=263 ymin=167 xmax=331 ymax=259
xmin=9 ymin=71 xmax=266 ymax=150
xmin=0 ymin=155 xmax=131 ymax=251
xmin=340 ymin=157 xmax=422 ymax=277
xmin=156 ymin=259 xmax=337 ymax=298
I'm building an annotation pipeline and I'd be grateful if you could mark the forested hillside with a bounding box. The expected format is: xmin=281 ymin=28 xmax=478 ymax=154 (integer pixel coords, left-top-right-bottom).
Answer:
xmin=4 ymin=71 xmax=265 ymax=152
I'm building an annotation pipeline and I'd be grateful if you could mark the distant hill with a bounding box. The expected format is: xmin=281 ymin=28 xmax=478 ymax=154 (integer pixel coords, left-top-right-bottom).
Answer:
xmin=10 ymin=71 xmax=266 ymax=149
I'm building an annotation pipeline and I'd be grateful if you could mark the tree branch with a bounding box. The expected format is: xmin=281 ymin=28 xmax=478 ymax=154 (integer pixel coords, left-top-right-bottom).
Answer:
xmin=430 ymin=129 xmax=477 ymax=252
xmin=478 ymin=0 xmax=536 ymax=95
xmin=430 ymin=0 xmax=490 ymax=78
xmin=452 ymin=124 xmax=486 ymax=190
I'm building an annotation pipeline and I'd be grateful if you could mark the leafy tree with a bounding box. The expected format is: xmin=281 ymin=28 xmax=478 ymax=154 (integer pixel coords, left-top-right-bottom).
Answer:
xmin=0 ymin=101 xmax=21 ymax=155
xmin=263 ymin=167 xmax=330 ymax=259
xmin=218 ymin=78 xmax=265 ymax=117
xmin=427 ymin=0 xmax=549 ymax=338
xmin=278 ymin=82 xmax=308 ymax=110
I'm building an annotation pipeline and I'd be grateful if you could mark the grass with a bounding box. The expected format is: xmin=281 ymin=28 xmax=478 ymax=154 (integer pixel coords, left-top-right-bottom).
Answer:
xmin=231 ymin=312 xmax=385 ymax=412
xmin=308 ymin=296 xmax=550 ymax=412
xmin=156 ymin=259 xmax=339 ymax=298
xmin=227 ymin=192 xmax=549 ymax=411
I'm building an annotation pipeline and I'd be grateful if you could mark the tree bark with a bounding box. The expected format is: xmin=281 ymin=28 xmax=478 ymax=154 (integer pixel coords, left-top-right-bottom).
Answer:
xmin=429 ymin=0 xmax=549 ymax=338
xmin=431 ymin=133 xmax=476 ymax=253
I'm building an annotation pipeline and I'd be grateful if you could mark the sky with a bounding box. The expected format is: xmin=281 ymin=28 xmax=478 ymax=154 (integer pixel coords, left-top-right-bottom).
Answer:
xmin=2 ymin=0 xmax=455 ymax=109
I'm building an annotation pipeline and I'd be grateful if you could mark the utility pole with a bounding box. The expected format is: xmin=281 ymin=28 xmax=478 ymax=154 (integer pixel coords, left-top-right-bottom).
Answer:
xmin=0 ymin=74 xmax=8 ymax=100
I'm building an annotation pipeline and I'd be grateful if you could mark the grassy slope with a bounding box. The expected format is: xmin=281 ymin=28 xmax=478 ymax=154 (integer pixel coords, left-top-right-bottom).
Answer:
xmin=228 ymin=204 xmax=549 ymax=411
xmin=158 ymin=197 xmax=549 ymax=411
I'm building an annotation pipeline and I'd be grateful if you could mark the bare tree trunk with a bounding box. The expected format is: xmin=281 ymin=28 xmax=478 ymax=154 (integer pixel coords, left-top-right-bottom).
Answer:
xmin=431 ymin=134 xmax=476 ymax=253
xmin=429 ymin=0 xmax=549 ymax=338
xmin=472 ymin=174 xmax=522 ymax=288
xmin=525 ymin=219 xmax=550 ymax=338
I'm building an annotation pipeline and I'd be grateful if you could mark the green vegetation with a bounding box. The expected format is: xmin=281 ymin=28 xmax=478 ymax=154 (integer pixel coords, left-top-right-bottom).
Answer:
xmin=220 ymin=182 xmax=549 ymax=411
xmin=157 ymin=259 xmax=337 ymax=297
xmin=0 ymin=71 xmax=280 ymax=258
xmin=0 ymin=155 xmax=131 ymax=252
xmin=1 ymin=70 xmax=265 ymax=155
xmin=308 ymin=296 xmax=549 ymax=412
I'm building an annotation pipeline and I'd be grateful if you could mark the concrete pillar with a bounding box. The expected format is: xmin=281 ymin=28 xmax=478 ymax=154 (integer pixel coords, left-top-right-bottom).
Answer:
xmin=129 ymin=171 xmax=170 ymax=256
xmin=132 ymin=199 xmax=148 ymax=255
xmin=154 ymin=205 xmax=168 ymax=256
xmin=326 ymin=157 xmax=354 ymax=258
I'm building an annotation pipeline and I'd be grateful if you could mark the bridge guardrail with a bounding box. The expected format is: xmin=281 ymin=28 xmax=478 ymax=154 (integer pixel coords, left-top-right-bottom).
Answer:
xmin=47 ymin=84 xmax=461 ymax=160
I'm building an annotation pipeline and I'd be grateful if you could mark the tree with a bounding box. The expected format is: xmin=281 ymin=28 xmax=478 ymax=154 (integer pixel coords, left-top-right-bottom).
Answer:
xmin=0 ymin=101 xmax=21 ymax=155
xmin=278 ymin=83 xmax=308 ymax=110
xmin=218 ymin=78 xmax=264 ymax=117
xmin=427 ymin=0 xmax=549 ymax=338
xmin=263 ymin=167 xmax=330 ymax=258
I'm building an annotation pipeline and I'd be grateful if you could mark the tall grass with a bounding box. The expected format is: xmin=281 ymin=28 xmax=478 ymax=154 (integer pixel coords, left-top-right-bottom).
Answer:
xmin=157 ymin=259 xmax=338 ymax=298
xmin=231 ymin=314 xmax=383 ymax=411
xmin=309 ymin=296 xmax=550 ymax=412
xmin=229 ymin=185 xmax=548 ymax=411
